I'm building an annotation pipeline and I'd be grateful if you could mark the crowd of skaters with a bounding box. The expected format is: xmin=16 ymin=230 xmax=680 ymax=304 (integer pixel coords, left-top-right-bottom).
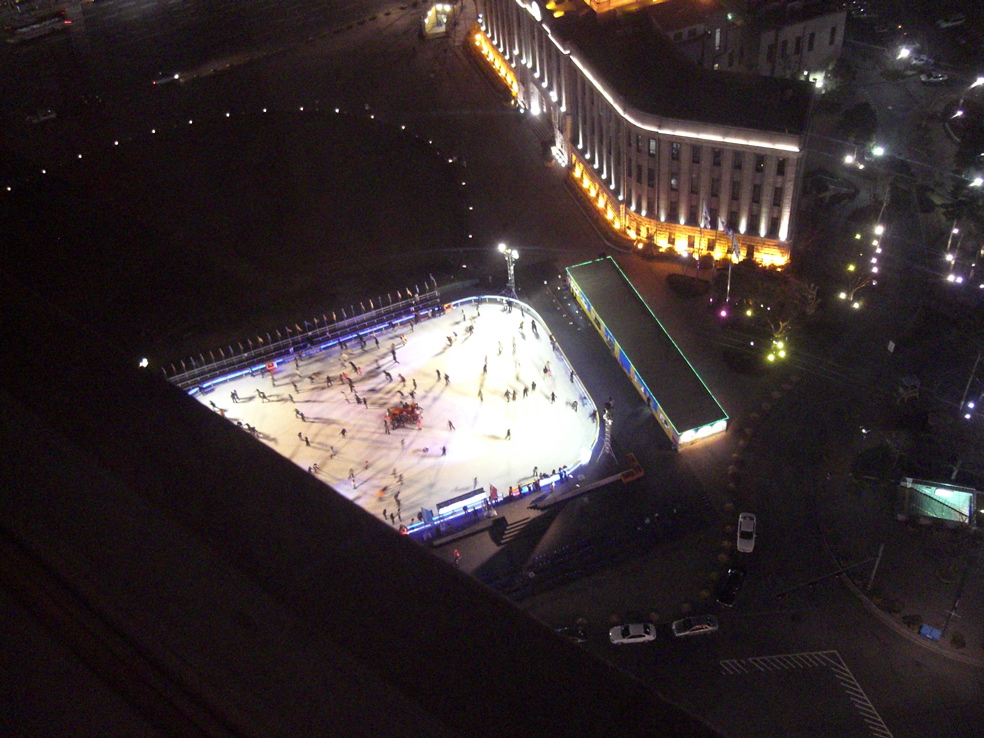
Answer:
xmin=197 ymin=299 xmax=596 ymax=529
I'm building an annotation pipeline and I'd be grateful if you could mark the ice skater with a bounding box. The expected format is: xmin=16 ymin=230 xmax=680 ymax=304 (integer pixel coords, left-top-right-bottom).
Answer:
xmin=505 ymin=428 xmax=511 ymax=440
xmin=448 ymin=420 xmax=455 ymax=431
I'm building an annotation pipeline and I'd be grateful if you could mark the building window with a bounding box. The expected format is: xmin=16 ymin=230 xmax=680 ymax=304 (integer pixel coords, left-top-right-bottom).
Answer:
xmin=669 ymin=201 xmax=678 ymax=221
xmin=776 ymin=157 xmax=786 ymax=176
xmin=766 ymin=43 xmax=775 ymax=63
xmin=752 ymin=184 xmax=762 ymax=203
xmin=671 ymin=142 xmax=681 ymax=161
xmin=729 ymin=210 xmax=738 ymax=227
xmin=692 ymin=146 xmax=701 ymax=164
xmin=670 ymin=176 xmax=679 ymax=191
xmin=774 ymin=186 xmax=783 ymax=203
xmin=728 ymin=50 xmax=735 ymax=67
xmin=731 ymin=182 xmax=740 ymax=200
xmin=647 ymin=167 xmax=656 ymax=188
xmin=636 ymin=134 xmax=642 ymax=153
xmin=711 ymin=178 xmax=720 ymax=196
xmin=794 ymin=36 xmax=802 ymax=55
xmin=755 ymin=154 xmax=765 ymax=173
xmin=636 ymin=164 xmax=643 ymax=184
xmin=733 ymin=152 xmax=742 ymax=170
xmin=647 ymin=193 xmax=655 ymax=214
xmin=829 ymin=25 xmax=837 ymax=45
xmin=712 ymin=148 xmax=722 ymax=166
xmin=780 ymin=39 xmax=788 ymax=58
xmin=808 ymin=32 xmax=815 ymax=52
xmin=714 ymin=27 xmax=721 ymax=51
xmin=689 ymin=205 xmax=697 ymax=224
xmin=690 ymin=177 xmax=699 ymax=195
xmin=770 ymin=216 xmax=780 ymax=237
xmin=649 ymin=138 xmax=657 ymax=156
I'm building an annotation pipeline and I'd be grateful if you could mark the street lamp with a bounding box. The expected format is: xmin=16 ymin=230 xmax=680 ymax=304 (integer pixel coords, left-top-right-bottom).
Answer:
xmin=497 ymin=242 xmax=519 ymax=297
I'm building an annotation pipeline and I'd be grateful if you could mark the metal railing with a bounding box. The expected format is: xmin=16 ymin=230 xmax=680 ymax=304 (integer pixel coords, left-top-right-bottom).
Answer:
xmin=163 ymin=284 xmax=441 ymax=391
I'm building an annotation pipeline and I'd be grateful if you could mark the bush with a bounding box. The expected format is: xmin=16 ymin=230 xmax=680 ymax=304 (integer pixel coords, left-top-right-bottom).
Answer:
xmin=666 ymin=273 xmax=711 ymax=297
xmin=901 ymin=614 xmax=922 ymax=630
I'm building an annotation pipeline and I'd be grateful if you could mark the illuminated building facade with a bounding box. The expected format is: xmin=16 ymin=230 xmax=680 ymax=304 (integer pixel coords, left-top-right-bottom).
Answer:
xmin=474 ymin=0 xmax=814 ymax=267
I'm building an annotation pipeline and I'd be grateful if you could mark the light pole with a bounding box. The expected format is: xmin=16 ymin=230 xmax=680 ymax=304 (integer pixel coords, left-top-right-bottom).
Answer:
xmin=498 ymin=242 xmax=519 ymax=297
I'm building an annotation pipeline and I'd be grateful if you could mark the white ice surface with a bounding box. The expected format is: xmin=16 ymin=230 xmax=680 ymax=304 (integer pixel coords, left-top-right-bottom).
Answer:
xmin=195 ymin=301 xmax=599 ymax=524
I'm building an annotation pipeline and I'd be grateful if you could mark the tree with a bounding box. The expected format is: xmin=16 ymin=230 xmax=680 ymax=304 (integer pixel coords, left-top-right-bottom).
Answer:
xmin=840 ymin=102 xmax=878 ymax=147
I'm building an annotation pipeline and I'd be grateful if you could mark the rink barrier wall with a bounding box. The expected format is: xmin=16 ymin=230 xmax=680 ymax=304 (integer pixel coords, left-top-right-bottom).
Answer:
xmin=163 ymin=286 xmax=441 ymax=392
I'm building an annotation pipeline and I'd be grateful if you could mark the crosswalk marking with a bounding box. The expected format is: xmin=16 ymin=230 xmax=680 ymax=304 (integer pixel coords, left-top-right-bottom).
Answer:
xmin=720 ymin=650 xmax=893 ymax=738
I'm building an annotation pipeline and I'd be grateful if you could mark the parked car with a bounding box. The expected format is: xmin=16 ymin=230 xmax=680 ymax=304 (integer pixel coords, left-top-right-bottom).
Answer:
xmin=556 ymin=626 xmax=588 ymax=644
xmin=25 ymin=108 xmax=56 ymax=124
xmin=609 ymin=622 xmax=656 ymax=645
xmin=920 ymin=71 xmax=949 ymax=84
xmin=671 ymin=614 xmax=720 ymax=638
xmin=937 ymin=14 xmax=965 ymax=28
xmin=736 ymin=512 xmax=757 ymax=553
xmin=716 ymin=566 xmax=746 ymax=607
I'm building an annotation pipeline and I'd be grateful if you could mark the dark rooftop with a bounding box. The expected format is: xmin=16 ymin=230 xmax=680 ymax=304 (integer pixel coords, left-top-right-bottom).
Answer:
xmin=547 ymin=6 xmax=814 ymax=134
xmin=646 ymin=0 xmax=721 ymax=32
xmin=567 ymin=258 xmax=728 ymax=436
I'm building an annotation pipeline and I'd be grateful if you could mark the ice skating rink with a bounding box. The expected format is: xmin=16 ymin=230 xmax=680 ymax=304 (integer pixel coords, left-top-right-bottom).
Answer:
xmin=195 ymin=299 xmax=599 ymax=525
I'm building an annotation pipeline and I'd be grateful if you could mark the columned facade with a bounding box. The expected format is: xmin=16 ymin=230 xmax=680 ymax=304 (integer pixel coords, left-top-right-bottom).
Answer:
xmin=474 ymin=0 xmax=810 ymax=267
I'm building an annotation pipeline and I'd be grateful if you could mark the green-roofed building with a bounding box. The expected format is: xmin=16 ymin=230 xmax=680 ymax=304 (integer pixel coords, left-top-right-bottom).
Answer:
xmin=567 ymin=257 xmax=728 ymax=448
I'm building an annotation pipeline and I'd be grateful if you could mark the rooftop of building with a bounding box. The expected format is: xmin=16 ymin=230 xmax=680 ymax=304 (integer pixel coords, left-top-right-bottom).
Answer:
xmin=545 ymin=5 xmax=814 ymax=135
xmin=645 ymin=0 xmax=722 ymax=32
xmin=566 ymin=258 xmax=728 ymax=436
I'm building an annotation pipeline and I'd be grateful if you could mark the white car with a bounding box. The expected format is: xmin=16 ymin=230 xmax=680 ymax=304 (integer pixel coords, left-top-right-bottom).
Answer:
xmin=609 ymin=622 xmax=656 ymax=645
xmin=25 ymin=108 xmax=56 ymax=124
xmin=920 ymin=72 xmax=948 ymax=84
xmin=936 ymin=14 xmax=965 ymax=28
xmin=671 ymin=615 xmax=719 ymax=638
xmin=736 ymin=512 xmax=757 ymax=553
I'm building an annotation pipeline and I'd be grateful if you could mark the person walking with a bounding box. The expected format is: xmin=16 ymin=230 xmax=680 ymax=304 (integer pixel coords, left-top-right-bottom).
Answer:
xmin=441 ymin=446 xmax=446 ymax=456
xmin=312 ymin=463 xmax=319 ymax=474
xmin=299 ymin=411 xmax=306 ymax=422
xmin=550 ymin=391 xmax=556 ymax=403
xmin=444 ymin=373 xmax=450 ymax=386
xmin=326 ymin=374 xmax=333 ymax=387
xmin=505 ymin=428 xmax=511 ymax=440
xmin=304 ymin=436 xmax=311 ymax=447
xmin=298 ymin=431 xmax=303 ymax=441
xmin=531 ymin=380 xmax=537 ymax=392
xmin=391 ymin=347 xmax=398 ymax=363
xmin=448 ymin=420 xmax=455 ymax=431
xmin=435 ymin=369 xmax=441 ymax=381
xmin=288 ymin=394 xmax=295 ymax=403
xmin=522 ymin=386 xmax=529 ymax=399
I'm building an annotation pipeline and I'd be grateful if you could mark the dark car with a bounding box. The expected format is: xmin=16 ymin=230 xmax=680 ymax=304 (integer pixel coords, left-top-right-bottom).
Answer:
xmin=556 ymin=626 xmax=588 ymax=644
xmin=716 ymin=566 xmax=746 ymax=607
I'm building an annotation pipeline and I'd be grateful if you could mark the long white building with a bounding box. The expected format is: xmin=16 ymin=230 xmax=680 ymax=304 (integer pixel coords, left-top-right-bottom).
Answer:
xmin=473 ymin=0 xmax=815 ymax=266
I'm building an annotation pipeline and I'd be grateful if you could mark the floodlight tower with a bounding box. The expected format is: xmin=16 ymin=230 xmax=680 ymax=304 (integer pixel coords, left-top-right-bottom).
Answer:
xmin=498 ymin=242 xmax=519 ymax=297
